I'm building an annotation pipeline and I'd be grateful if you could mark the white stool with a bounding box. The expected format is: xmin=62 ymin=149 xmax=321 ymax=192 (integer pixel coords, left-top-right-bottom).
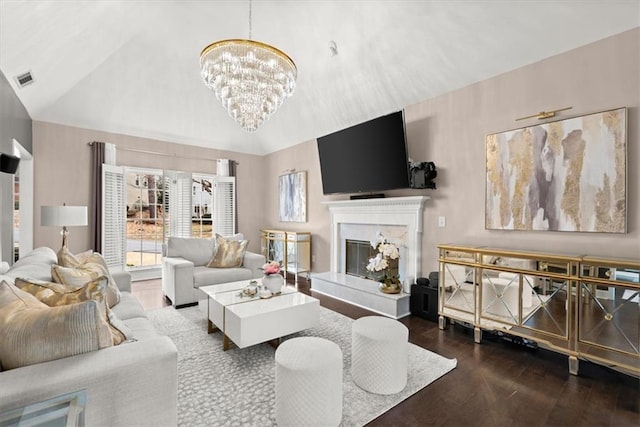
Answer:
xmin=275 ymin=337 xmax=343 ymax=426
xmin=351 ymin=316 xmax=408 ymax=395
xmin=482 ymin=276 xmax=533 ymax=318
xmin=498 ymin=272 xmax=535 ymax=307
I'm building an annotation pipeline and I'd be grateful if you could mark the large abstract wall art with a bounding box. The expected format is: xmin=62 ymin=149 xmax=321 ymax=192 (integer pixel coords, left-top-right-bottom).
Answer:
xmin=486 ymin=107 xmax=626 ymax=233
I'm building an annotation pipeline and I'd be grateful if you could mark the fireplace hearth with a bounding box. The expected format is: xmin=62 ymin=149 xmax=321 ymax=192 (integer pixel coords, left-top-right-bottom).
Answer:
xmin=325 ymin=196 xmax=429 ymax=282
xmin=311 ymin=196 xmax=429 ymax=318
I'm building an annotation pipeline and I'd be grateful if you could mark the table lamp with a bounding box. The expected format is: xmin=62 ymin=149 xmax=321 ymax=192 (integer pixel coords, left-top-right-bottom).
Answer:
xmin=41 ymin=204 xmax=88 ymax=248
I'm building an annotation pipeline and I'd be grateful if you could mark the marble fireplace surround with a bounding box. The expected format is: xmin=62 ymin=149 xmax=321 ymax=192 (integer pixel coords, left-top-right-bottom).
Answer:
xmin=312 ymin=196 xmax=429 ymax=319
xmin=325 ymin=196 xmax=430 ymax=282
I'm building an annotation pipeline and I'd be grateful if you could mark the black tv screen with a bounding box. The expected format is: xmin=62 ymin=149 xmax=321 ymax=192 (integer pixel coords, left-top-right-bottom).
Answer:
xmin=317 ymin=111 xmax=410 ymax=195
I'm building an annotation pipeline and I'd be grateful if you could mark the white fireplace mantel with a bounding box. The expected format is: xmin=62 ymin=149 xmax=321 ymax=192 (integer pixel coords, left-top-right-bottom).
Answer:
xmin=323 ymin=196 xmax=430 ymax=281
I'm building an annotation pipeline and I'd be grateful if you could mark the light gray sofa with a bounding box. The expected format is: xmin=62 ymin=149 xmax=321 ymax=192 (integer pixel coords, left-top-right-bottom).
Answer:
xmin=0 ymin=247 xmax=178 ymax=426
xmin=162 ymin=236 xmax=266 ymax=307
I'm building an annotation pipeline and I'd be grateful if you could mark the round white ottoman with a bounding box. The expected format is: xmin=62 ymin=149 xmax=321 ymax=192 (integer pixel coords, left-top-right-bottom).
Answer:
xmin=275 ymin=337 xmax=343 ymax=426
xmin=351 ymin=316 xmax=408 ymax=395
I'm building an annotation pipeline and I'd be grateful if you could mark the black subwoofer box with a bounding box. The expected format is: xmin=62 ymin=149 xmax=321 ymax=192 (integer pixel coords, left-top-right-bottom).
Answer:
xmin=410 ymin=284 xmax=438 ymax=322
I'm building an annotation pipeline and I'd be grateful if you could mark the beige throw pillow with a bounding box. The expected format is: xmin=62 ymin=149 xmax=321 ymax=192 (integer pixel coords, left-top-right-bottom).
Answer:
xmin=15 ymin=277 xmax=129 ymax=345
xmin=206 ymin=234 xmax=249 ymax=268
xmin=52 ymin=251 xmax=121 ymax=307
xmin=57 ymin=246 xmax=93 ymax=268
xmin=0 ymin=280 xmax=113 ymax=370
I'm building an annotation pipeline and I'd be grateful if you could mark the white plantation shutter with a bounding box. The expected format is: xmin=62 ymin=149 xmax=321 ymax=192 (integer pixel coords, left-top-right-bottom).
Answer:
xmin=213 ymin=176 xmax=236 ymax=236
xmin=164 ymin=171 xmax=192 ymax=238
xmin=162 ymin=174 xmax=171 ymax=243
xmin=102 ymin=164 xmax=126 ymax=269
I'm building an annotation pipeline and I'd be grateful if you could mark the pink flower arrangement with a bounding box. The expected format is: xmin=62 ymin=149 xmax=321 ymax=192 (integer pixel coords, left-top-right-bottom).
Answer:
xmin=262 ymin=261 xmax=281 ymax=275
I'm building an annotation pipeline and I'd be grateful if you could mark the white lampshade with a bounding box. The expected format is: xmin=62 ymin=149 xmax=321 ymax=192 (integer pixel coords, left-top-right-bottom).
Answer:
xmin=41 ymin=205 xmax=88 ymax=227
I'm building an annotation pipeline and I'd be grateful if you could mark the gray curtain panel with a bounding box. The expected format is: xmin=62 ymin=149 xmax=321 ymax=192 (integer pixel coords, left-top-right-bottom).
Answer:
xmin=90 ymin=141 xmax=105 ymax=252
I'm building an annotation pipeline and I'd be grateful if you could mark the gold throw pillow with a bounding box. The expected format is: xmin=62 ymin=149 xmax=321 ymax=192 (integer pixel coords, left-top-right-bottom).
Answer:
xmin=51 ymin=251 xmax=121 ymax=308
xmin=206 ymin=234 xmax=249 ymax=268
xmin=15 ymin=277 xmax=129 ymax=345
xmin=0 ymin=280 xmax=113 ymax=370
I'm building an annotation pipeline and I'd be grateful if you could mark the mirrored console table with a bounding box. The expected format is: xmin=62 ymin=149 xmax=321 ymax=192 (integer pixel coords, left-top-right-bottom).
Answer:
xmin=438 ymin=244 xmax=639 ymax=377
xmin=261 ymin=229 xmax=311 ymax=284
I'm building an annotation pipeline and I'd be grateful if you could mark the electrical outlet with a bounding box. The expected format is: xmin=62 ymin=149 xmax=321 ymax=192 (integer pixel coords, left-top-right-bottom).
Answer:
xmin=312 ymin=255 xmax=316 ymax=263
xmin=438 ymin=216 xmax=446 ymax=228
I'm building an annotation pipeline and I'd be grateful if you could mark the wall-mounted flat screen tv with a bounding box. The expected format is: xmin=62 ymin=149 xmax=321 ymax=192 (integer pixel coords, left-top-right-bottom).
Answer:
xmin=317 ymin=111 xmax=410 ymax=195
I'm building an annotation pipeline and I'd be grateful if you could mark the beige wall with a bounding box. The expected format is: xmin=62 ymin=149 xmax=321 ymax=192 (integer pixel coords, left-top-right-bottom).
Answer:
xmin=264 ymin=28 xmax=640 ymax=276
xmin=31 ymin=29 xmax=639 ymax=275
xmin=32 ymin=122 xmax=265 ymax=254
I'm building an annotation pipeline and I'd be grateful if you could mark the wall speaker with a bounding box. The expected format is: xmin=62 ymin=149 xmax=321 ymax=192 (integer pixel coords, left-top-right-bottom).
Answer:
xmin=0 ymin=153 xmax=20 ymax=174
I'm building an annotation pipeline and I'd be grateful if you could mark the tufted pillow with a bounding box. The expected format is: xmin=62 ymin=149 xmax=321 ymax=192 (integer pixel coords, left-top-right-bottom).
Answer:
xmin=0 ymin=280 xmax=113 ymax=370
xmin=52 ymin=252 xmax=121 ymax=307
xmin=15 ymin=277 xmax=131 ymax=345
xmin=206 ymin=234 xmax=248 ymax=268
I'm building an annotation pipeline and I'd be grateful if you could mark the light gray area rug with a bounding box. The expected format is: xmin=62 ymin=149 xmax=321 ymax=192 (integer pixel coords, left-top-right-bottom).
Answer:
xmin=148 ymin=305 xmax=457 ymax=426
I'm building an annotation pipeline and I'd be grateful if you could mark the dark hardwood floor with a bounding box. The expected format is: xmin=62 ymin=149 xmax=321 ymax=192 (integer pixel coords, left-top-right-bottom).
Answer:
xmin=131 ymin=278 xmax=639 ymax=427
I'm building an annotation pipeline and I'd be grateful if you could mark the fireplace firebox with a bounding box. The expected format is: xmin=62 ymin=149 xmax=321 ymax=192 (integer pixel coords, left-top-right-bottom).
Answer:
xmin=345 ymin=239 xmax=399 ymax=281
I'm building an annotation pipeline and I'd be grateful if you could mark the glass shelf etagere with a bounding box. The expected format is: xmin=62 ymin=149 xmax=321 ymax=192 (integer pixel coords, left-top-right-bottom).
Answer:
xmin=261 ymin=229 xmax=311 ymax=285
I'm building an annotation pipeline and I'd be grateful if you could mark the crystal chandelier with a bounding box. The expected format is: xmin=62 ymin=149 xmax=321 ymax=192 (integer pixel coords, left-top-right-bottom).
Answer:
xmin=200 ymin=1 xmax=297 ymax=132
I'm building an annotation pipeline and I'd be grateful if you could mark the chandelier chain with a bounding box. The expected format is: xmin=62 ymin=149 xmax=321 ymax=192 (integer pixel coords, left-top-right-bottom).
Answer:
xmin=248 ymin=0 xmax=252 ymax=40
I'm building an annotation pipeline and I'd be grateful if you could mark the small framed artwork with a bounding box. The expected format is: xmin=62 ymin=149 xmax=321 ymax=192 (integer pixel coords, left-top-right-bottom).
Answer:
xmin=279 ymin=171 xmax=307 ymax=222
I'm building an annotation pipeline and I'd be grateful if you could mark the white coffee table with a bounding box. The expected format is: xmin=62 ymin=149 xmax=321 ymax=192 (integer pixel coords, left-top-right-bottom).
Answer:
xmin=199 ymin=280 xmax=320 ymax=350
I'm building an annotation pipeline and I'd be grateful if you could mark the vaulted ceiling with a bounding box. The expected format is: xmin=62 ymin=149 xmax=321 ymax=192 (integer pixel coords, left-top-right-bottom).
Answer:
xmin=1 ymin=1 xmax=638 ymax=155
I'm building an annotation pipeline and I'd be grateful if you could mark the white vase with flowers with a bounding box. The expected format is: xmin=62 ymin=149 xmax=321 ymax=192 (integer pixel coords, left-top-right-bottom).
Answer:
xmin=366 ymin=233 xmax=401 ymax=294
xmin=261 ymin=261 xmax=284 ymax=294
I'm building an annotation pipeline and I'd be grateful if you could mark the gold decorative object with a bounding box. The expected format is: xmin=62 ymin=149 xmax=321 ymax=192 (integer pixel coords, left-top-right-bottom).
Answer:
xmin=241 ymin=286 xmax=257 ymax=297
xmin=515 ymin=106 xmax=573 ymax=121
xmin=199 ymin=0 xmax=297 ymax=132
xmin=379 ymin=279 xmax=402 ymax=294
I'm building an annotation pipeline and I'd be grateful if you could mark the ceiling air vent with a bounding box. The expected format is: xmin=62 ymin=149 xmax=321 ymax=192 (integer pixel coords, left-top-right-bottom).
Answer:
xmin=15 ymin=71 xmax=35 ymax=88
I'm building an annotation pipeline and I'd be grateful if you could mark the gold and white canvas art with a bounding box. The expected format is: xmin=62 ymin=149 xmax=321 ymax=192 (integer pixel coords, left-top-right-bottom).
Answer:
xmin=486 ymin=107 xmax=626 ymax=233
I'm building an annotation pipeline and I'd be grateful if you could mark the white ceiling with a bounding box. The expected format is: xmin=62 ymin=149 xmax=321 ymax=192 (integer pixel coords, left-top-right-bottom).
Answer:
xmin=1 ymin=1 xmax=638 ymax=155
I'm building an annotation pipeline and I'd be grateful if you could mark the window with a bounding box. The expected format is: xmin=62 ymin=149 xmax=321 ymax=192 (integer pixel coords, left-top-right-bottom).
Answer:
xmin=102 ymin=167 xmax=235 ymax=272
xmin=192 ymin=174 xmax=214 ymax=238
xmin=125 ymin=169 xmax=164 ymax=269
